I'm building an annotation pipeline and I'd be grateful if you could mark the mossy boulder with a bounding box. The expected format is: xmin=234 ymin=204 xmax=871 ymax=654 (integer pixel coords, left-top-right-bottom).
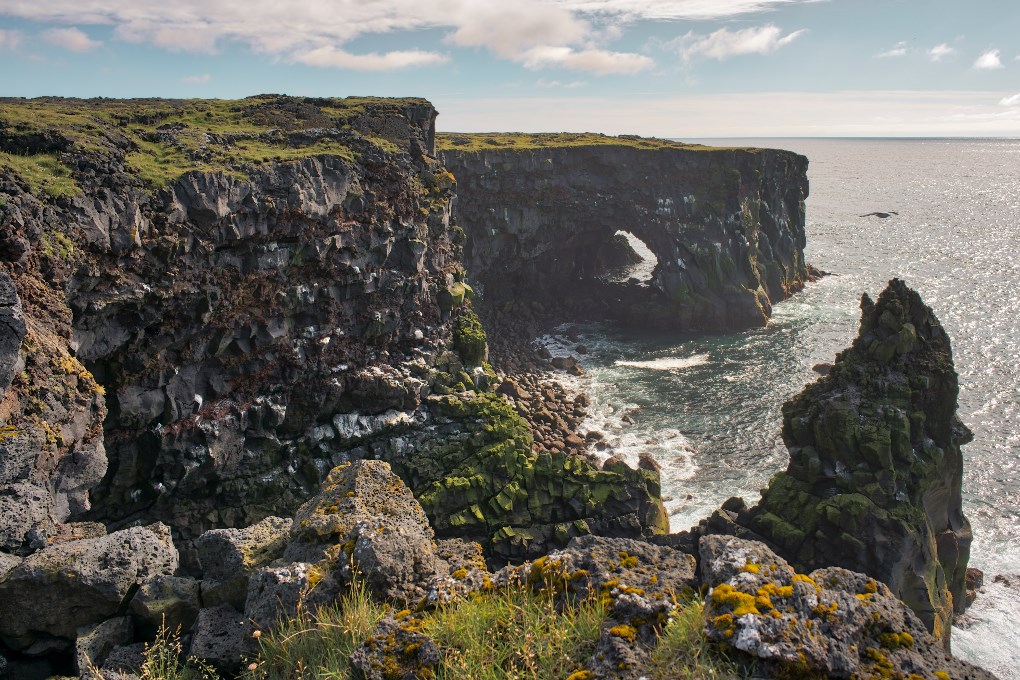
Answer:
xmin=732 ymin=279 xmax=973 ymax=647
xmin=390 ymin=392 xmax=668 ymax=560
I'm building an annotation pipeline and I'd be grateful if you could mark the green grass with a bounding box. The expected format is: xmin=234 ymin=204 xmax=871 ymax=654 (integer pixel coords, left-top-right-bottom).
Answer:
xmin=235 ymin=586 xmax=738 ymax=680
xmin=0 ymin=151 xmax=79 ymax=197
xmin=425 ymin=587 xmax=606 ymax=680
xmin=438 ymin=132 xmax=763 ymax=154
xmin=134 ymin=621 xmax=219 ymax=680
xmin=131 ymin=585 xmax=741 ymax=680
xmin=0 ymin=95 xmax=429 ymax=193
xmin=244 ymin=581 xmax=386 ymax=680
xmin=640 ymin=601 xmax=741 ymax=680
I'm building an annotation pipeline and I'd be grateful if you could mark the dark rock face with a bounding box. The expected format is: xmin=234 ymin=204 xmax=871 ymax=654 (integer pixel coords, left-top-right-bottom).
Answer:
xmin=0 ymin=97 xmax=462 ymax=561
xmin=718 ymin=279 xmax=973 ymax=646
xmin=444 ymin=145 xmax=809 ymax=331
xmin=700 ymin=535 xmax=994 ymax=679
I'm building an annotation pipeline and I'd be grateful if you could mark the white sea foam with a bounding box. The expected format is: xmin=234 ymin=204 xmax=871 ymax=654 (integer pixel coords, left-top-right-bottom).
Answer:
xmin=953 ymin=578 xmax=1020 ymax=679
xmin=614 ymin=354 xmax=710 ymax=371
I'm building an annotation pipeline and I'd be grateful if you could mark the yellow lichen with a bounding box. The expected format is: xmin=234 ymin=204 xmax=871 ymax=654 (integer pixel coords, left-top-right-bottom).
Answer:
xmin=792 ymin=573 xmax=815 ymax=585
xmin=712 ymin=613 xmax=734 ymax=630
xmin=608 ymin=624 xmax=637 ymax=643
xmin=618 ymin=551 xmax=639 ymax=569
xmin=710 ymin=583 xmax=760 ymax=617
xmin=934 ymin=673 xmax=952 ymax=680
xmin=565 ymin=671 xmax=594 ymax=680
xmin=741 ymin=562 xmax=761 ymax=574
xmin=880 ymin=631 xmax=915 ymax=649
xmin=452 ymin=568 xmax=468 ymax=580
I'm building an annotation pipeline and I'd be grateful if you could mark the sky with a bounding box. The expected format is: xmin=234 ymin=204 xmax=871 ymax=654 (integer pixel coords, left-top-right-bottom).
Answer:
xmin=0 ymin=0 xmax=1018 ymax=137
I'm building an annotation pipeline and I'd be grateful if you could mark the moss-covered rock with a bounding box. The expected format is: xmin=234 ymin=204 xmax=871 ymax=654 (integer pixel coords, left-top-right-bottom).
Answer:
xmin=388 ymin=392 xmax=667 ymax=560
xmin=732 ymin=279 xmax=973 ymax=647
xmin=451 ymin=301 xmax=487 ymax=366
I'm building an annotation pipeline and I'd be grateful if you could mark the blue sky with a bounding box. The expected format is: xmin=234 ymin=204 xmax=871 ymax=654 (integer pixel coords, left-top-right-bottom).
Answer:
xmin=0 ymin=0 xmax=1017 ymax=136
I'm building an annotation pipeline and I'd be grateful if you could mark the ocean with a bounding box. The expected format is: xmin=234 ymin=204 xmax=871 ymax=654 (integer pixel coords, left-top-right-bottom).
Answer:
xmin=539 ymin=138 xmax=1020 ymax=677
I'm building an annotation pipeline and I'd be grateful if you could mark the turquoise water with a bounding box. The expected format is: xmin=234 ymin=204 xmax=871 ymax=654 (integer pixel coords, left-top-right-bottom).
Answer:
xmin=542 ymin=138 xmax=1020 ymax=676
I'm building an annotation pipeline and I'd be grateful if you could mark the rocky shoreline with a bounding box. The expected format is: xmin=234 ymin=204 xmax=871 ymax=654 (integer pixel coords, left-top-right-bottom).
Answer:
xmin=0 ymin=96 xmax=997 ymax=678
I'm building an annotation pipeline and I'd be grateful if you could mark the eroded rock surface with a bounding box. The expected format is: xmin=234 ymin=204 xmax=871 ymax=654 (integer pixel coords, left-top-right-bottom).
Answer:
xmin=714 ymin=279 xmax=974 ymax=646
xmin=700 ymin=535 xmax=995 ymax=679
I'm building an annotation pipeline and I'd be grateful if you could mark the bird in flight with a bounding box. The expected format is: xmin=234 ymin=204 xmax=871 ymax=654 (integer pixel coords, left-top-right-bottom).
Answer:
xmin=859 ymin=211 xmax=899 ymax=218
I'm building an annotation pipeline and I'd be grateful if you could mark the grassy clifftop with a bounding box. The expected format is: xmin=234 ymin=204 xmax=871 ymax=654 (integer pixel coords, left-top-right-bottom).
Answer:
xmin=438 ymin=131 xmax=763 ymax=153
xmin=0 ymin=95 xmax=434 ymax=196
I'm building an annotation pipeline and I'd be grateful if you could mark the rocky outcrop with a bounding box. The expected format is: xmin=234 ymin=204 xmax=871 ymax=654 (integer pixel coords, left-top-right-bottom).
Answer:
xmin=0 ymin=523 xmax=178 ymax=652
xmin=383 ymin=392 xmax=667 ymax=560
xmin=700 ymin=535 xmax=994 ymax=679
xmin=698 ymin=279 xmax=973 ymax=647
xmin=443 ymin=138 xmax=809 ymax=331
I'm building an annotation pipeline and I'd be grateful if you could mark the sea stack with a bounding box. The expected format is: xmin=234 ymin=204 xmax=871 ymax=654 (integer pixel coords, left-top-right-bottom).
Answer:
xmin=735 ymin=278 xmax=972 ymax=646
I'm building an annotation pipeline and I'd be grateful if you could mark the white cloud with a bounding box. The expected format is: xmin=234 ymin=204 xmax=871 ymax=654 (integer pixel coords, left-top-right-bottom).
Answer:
xmin=0 ymin=0 xmax=815 ymax=73
xmin=552 ymin=0 xmax=822 ymax=20
xmin=42 ymin=26 xmax=102 ymax=52
xmin=876 ymin=42 xmax=907 ymax=58
xmin=678 ymin=24 xmax=806 ymax=61
xmin=519 ymin=46 xmax=652 ymax=74
xmin=181 ymin=73 xmax=211 ymax=84
xmin=1000 ymin=93 xmax=1020 ymax=107
xmin=0 ymin=28 xmax=22 ymax=50
xmin=292 ymin=46 xmax=449 ymax=71
xmin=928 ymin=43 xmax=955 ymax=61
xmin=444 ymin=1 xmax=587 ymax=59
xmin=536 ymin=78 xmax=587 ymax=89
xmin=973 ymin=49 xmax=1003 ymax=70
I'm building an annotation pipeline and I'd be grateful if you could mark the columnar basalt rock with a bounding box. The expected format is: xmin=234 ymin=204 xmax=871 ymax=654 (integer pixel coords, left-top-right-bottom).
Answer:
xmin=442 ymin=137 xmax=809 ymax=331
xmin=712 ymin=279 xmax=974 ymax=647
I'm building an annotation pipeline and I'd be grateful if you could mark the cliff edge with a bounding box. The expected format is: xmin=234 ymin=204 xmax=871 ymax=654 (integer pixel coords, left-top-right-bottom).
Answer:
xmin=441 ymin=132 xmax=810 ymax=331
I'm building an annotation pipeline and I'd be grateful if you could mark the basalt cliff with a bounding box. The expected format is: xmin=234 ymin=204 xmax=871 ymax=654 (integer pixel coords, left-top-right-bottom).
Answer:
xmin=441 ymin=133 xmax=810 ymax=331
xmin=0 ymin=97 xmax=990 ymax=679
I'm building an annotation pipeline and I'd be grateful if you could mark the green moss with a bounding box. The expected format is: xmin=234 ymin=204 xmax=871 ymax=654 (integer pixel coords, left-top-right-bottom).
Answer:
xmin=39 ymin=229 xmax=76 ymax=261
xmin=451 ymin=303 xmax=487 ymax=366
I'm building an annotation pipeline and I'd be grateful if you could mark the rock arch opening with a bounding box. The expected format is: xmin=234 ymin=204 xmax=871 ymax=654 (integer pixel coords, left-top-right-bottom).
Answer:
xmin=603 ymin=230 xmax=659 ymax=286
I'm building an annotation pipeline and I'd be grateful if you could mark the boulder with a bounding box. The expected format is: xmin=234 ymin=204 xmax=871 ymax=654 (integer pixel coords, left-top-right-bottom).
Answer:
xmin=0 ymin=523 xmax=178 ymax=650
xmin=244 ymin=562 xmax=341 ymax=632
xmin=699 ymin=535 xmax=995 ymax=679
xmin=0 ymin=550 xmax=19 ymax=581
xmin=724 ymin=280 xmax=974 ymax=645
xmin=129 ymin=575 xmax=202 ymax=639
xmin=75 ymin=617 xmax=132 ymax=676
xmin=189 ymin=604 xmax=246 ymax=672
xmin=196 ymin=516 xmax=292 ymax=609
xmin=291 ymin=460 xmax=444 ymax=603
xmin=100 ymin=643 xmax=147 ymax=678
xmin=349 ymin=613 xmax=442 ymax=680
xmin=499 ymin=535 xmax=698 ymax=678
